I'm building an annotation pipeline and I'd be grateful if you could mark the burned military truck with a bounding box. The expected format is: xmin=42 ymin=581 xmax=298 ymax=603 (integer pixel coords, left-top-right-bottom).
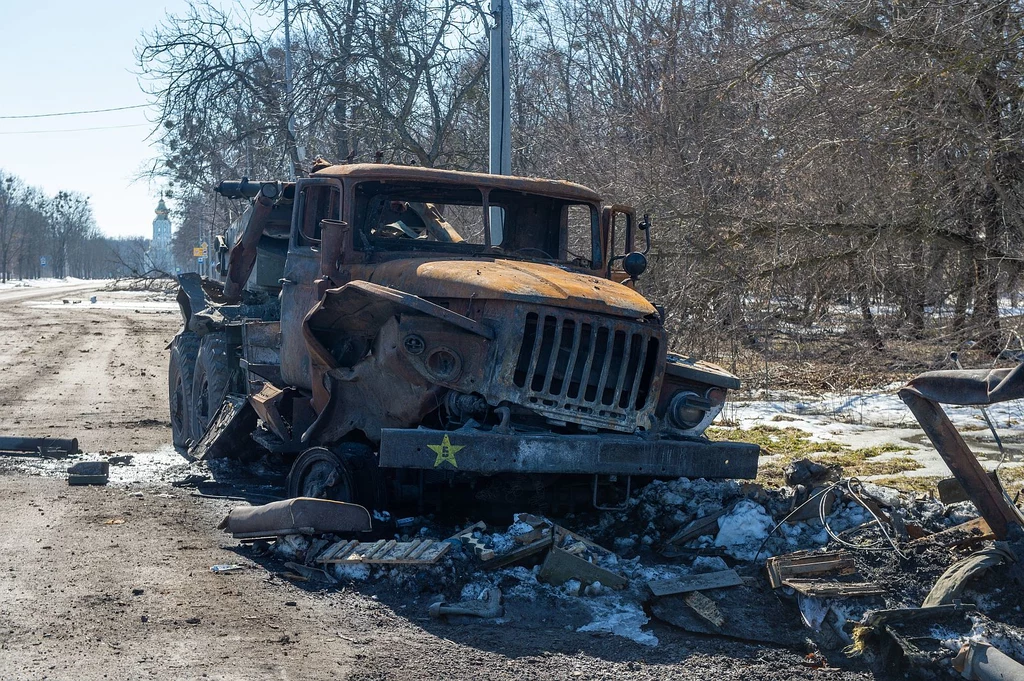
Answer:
xmin=169 ymin=163 xmax=758 ymax=510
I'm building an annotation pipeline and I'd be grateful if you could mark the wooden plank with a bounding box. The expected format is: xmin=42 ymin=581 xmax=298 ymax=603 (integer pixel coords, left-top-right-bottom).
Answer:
xmin=514 ymin=527 xmax=549 ymax=545
xmin=783 ymin=579 xmax=885 ymax=598
xmin=319 ymin=539 xmax=356 ymax=563
xmin=395 ymin=539 xmax=422 ymax=560
xmin=367 ymin=542 xmax=450 ymax=565
xmin=357 ymin=540 xmax=385 ymax=560
xmin=367 ymin=539 xmax=397 ymax=560
xmin=408 ymin=539 xmax=436 ymax=560
xmin=538 ymin=546 xmax=627 ymax=589
xmin=683 ymin=591 xmax=725 ymax=627
xmin=647 ymin=569 xmax=744 ymax=597
xmin=908 ymin=517 xmax=993 ymax=548
xmin=665 ymin=507 xmax=730 ymax=546
xmin=447 ymin=521 xmax=486 ymax=542
xmin=484 ymin=536 xmax=554 ymax=571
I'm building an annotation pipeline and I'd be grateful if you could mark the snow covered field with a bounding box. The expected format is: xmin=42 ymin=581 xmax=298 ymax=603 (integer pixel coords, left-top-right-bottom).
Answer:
xmin=722 ymin=388 xmax=1024 ymax=479
xmin=0 ymin=276 xmax=103 ymax=290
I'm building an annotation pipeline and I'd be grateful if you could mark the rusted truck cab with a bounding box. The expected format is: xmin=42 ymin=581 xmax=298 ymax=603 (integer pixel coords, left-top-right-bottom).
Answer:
xmin=170 ymin=164 xmax=758 ymax=510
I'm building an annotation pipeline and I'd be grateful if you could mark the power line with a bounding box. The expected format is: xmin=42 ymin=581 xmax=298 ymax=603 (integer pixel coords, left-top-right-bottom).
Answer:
xmin=0 ymin=104 xmax=148 ymax=120
xmin=0 ymin=123 xmax=150 ymax=136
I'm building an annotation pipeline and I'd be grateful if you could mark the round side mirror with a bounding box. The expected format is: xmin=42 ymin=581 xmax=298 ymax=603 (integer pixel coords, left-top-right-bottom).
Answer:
xmin=623 ymin=251 xmax=648 ymax=280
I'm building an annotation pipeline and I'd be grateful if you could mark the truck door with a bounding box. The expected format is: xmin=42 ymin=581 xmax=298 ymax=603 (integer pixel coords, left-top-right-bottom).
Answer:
xmin=280 ymin=178 xmax=342 ymax=389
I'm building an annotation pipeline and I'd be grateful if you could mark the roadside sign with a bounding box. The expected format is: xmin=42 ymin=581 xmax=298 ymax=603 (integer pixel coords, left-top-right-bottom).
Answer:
xmin=40 ymin=256 xmax=47 ymax=267
xmin=193 ymin=246 xmax=206 ymax=257
xmin=197 ymin=257 xmax=205 ymax=264
xmin=175 ymin=267 xmax=182 ymax=274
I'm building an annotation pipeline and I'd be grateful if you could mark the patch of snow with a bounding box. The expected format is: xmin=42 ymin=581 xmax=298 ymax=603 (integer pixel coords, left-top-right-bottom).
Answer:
xmin=715 ymin=500 xmax=775 ymax=560
xmin=333 ymin=563 xmax=371 ymax=581
xmin=692 ymin=556 xmax=729 ymax=573
xmin=576 ymin=599 xmax=658 ymax=646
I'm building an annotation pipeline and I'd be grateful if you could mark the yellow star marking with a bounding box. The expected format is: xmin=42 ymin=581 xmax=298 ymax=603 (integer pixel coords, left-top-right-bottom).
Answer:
xmin=428 ymin=434 xmax=464 ymax=468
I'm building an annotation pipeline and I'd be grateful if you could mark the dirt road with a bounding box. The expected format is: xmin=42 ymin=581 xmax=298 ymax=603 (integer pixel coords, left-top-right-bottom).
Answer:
xmin=0 ymin=283 xmax=881 ymax=680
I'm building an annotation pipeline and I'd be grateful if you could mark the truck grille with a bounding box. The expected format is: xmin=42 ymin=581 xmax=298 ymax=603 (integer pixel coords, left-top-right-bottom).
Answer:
xmin=511 ymin=311 xmax=663 ymax=432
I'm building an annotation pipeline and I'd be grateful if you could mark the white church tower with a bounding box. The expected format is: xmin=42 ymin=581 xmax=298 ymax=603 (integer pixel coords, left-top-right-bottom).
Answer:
xmin=149 ymin=198 xmax=174 ymax=273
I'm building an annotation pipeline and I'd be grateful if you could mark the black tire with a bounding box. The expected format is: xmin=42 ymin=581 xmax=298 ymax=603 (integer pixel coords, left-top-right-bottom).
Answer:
xmin=191 ymin=332 xmax=235 ymax=441
xmin=168 ymin=331 xmax=199 ymax=447
xmin=286 ymin=443 xmax=385 ymax=510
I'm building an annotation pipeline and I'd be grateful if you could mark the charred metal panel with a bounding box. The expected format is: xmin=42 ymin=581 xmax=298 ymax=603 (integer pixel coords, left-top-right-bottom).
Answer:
xmin=314 ymin=163 xmax=602 ymax=203
xmin=279 ymin=249 xmax=321 ymax=389
xmin=355 ymin=258 xmax=656 ymax=319
xmin=312 ymin=318 xmax=446 ymax=443
xmin=223 ymin=183 xmax=280 ymax=302
xmin=484 ymin=303 xmax=666 ymax=433
xmin=378 ymin=427 xmax=760 ymax=478
xmin=900 ymin=387 xmax=1024 ymax=540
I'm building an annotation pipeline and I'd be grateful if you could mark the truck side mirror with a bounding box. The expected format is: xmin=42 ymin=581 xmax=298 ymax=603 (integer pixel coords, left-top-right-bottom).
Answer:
xmin=637 ymin=213 xmax=652 ymax=256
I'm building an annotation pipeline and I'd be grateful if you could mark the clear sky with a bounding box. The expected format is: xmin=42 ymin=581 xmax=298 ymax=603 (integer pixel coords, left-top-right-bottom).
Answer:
xmin=0 ymin=1 xmax=193 ymax=239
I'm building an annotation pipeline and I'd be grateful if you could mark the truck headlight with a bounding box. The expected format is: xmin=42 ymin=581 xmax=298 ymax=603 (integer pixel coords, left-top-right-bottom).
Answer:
xmin=667 ymin=391 xmax=712 ymax=430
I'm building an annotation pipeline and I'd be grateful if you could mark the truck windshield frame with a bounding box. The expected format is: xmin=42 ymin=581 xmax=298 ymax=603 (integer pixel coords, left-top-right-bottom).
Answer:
xmin=349 ymin=180 xmax=602 ymax=269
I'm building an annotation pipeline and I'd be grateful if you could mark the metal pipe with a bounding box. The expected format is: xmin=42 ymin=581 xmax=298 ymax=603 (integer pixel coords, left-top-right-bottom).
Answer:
xmin=428 ymin=587 xmax=503 ymax=618
xmin=0 ymin=436 xmax=78 ymax=455
xmin=954 ymin=641 xmax=1024 ymax=681
xmin=899 ymin=388 xmax=1024 ymax=540
xmin=488 ymin=0 xmax=511 ymax=244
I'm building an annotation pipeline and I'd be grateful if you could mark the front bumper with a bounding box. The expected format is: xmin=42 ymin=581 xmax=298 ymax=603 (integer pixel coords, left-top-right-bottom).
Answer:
xmin=378 ymin=427 xmax=759 ymax=479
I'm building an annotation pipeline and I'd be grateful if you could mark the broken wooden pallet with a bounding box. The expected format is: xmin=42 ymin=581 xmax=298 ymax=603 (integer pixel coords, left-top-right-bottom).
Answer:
xmin=908 ymin=517 xmax=994 ymax=549
xmin=766 ymin=550 xmax=856 ymax=589
xmin=316 ymin=538 xmax=450 ymax=565
xmin=766 ymin=549 xmax=884 ymax=598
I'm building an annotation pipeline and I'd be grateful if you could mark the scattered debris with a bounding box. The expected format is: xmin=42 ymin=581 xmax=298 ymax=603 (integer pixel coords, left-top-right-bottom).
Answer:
xmin=0 ymin=435 xmax=78 ymax=457
xmin=210 ymin=564 xmax=244 ymax=574
xmin=538 ymin=545 xmax=627 ymax=589
xmin=647 ymin=569 xmax=743 ymax=597
xmin=67 ymin=461 xmax=109 ymax=486
xmin=317 ymin=538 xmax=450 ymax=565
xmin=449 ymin=521 xmax=494 ymax=561
xmin=766 ymin=550 xmax=856 ymax=588
xmin=283 ymin=561 xmax=335 ymax=583
xmin=107 ymin=454 xmax=133 ymax=466
xmin=218 ymin=497 xmax=372 ymax=538
xmin=650 ymin=583 xmax=808 ymax=646
xmin=954 ymin=641 xmax=1024 ymax=681
xmin=922 ymin=544 xmax=1018 ymax=607
xmin=428 ymin=588 xmax=503 ymax=619
xmin=908 ymin=517 xmax=995 ymax=549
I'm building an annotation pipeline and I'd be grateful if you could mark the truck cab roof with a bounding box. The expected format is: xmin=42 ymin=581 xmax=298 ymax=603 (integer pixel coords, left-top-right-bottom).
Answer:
xmin=310 ymin=164 xmax=603 ymax=204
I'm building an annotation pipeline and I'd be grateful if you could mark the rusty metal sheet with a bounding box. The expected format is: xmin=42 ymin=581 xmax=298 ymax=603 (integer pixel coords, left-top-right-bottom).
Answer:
xmin=354 ymin=258 xmax=656 ymax=319
xmin=313 ymin=163 xmax=602 ymax=203
xmin=188 ymin=394 xmax=258 ymax=461
xmin=899 ymin=387 xmax=1024 ymax=540
xmin=902 ymin=364 xmax=1024 ymax=406
xmin=378 ymin=427 xmax=759 ymax=478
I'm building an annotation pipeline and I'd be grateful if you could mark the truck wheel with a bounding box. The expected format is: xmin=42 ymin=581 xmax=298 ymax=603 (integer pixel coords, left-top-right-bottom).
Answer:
xmin=191 ymin=332 xmax=234 ymax=441
xmin=168 ymin=331 xmax=200 ymax=447
xmin=287 ymin=444 xmax=385 ymax=510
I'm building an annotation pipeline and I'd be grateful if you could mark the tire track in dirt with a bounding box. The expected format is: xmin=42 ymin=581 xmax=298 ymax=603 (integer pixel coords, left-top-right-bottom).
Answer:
xmin=0 ymin=288 xmax=180 ymax=452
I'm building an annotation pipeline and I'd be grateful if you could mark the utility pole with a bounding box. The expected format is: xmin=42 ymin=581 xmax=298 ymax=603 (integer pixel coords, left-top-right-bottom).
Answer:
xmin=284 ymin=0 xmax=298 ymax=180
xmin=488 ymin=0 xmax=511 ymax=243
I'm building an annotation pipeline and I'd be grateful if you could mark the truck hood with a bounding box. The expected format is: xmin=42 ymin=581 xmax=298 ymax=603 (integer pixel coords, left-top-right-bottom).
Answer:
xmin=363 ymin=258 xmax=657 ymax=319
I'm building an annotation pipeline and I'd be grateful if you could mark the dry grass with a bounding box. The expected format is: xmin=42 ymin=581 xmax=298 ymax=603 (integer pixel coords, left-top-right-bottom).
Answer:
xmin=708 ymin=425 xmax=921 ymax=486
